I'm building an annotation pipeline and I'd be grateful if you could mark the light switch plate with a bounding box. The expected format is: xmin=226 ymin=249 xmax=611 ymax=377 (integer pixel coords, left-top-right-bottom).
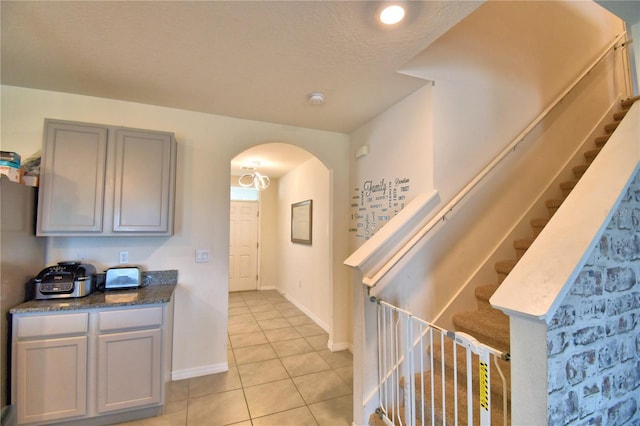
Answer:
xmin=195 ymin=249 xmax=210 ymax=263
xmin=119 ymin=251 xmax=129 ymax=264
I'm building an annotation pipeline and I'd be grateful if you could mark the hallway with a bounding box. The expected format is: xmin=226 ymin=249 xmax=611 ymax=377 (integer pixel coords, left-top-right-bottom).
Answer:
xmin=121 ymin=290 xmax=353 ymax=425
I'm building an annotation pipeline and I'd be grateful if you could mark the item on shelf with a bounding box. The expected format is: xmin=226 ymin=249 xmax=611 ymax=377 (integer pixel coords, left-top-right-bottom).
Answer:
xmin=0 ymin=159 xmax=20 ymax=169
xmin=0 ymin=151 xmax=20 ymax=165
xmin=21 ymin=152 xmax=40 ymax=187
xmin=0 ymin=165 xmax=20 ymax=183
xmin=21 ymin=153 xmax=40 ymax=173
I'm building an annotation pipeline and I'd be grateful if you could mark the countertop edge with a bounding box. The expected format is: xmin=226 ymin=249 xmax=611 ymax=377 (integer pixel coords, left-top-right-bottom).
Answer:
xmin=10 ymin=283 xmax=177 ymax=314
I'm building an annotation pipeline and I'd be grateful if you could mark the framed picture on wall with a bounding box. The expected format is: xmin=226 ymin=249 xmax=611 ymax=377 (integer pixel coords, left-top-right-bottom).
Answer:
xmin=291 ymin=199 xmax=312 ymax=245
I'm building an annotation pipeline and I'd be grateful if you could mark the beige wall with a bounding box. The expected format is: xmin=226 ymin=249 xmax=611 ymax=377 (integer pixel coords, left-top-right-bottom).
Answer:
xmin=0 ymin=85 xmax=350 ymax=379
xmin=276 ymin=158 xmax=332 ymax=333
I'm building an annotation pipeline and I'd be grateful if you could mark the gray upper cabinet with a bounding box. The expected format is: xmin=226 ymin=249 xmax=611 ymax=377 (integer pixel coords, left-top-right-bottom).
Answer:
xmin=37 ymin=119 xmax=176 ymax=236
xmin=38 ymin=121 xmax=108 ymax=234
xmin=113 ymin=129 xmax=175 ymax=234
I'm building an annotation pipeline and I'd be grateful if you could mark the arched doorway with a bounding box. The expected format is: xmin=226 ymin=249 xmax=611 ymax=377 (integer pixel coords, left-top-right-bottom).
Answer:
xmin=229 ymin=142 xmax=333 ymax=331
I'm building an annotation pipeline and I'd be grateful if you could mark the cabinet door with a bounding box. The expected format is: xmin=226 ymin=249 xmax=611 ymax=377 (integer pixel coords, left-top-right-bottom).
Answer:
xmin=112 ymin=129 xmax=175 ymax=234
xmin=37 ymin=121 xmax=107 ymax=234
xmin=15 ymin=336 xmax=87 ymax=424
xmin=97 ymin=329 xmax=162 ymax=413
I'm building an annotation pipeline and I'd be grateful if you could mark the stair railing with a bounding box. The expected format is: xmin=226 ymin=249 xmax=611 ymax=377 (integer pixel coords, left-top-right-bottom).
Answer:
xmin=345 ymin=32 xmax=628 ymax=293
xmin=371 ymin=297 xmax=509 ymax=426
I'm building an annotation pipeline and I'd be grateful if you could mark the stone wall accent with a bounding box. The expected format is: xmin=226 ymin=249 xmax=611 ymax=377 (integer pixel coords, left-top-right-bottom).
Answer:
xmin=547 ymin=170 xmax=640 ymax=425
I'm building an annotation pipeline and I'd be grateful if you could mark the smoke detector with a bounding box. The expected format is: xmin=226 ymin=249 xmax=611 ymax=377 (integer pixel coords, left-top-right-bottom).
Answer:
xmin=308 ymin=92 xmax=325 ymax=105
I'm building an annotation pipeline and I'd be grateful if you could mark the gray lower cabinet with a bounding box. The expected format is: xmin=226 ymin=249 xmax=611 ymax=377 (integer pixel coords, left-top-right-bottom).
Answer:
xmin=12 ymin=305 xmax=169 ymax=425
xmin=96 ymin=306 xmax=163 ymax=414
xmin=37 ymin=119 xmax=177 ymax=236
xmin=15 ymin=335 xmax=88 ymax=424
xmin=97 ymin=329 xmax=162 ymax=413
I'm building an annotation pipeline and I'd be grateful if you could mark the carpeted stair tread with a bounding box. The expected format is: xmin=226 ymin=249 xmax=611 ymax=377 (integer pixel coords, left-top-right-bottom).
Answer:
xmin=429 ymin=340 xmax=511 ymax=399
xmin=476 ymin=284 xmax=501 ymax=310
xmin=495 ymin=259 xmax=517 ymax=283
xmin=413 ymin=366 xmax=507 ymax=426
xmin=545 ymin=198 xmax=563 ymax=209
xmin=604 ymin=121 xmax=620 ymax=133
xmin=530 ymin=218 xmax=548 ymax=236
xmin=613 ymin=110 xmax=628 ymax=121
xmin=494 ymin=259 xmax=517 ymax=278
xmin=621 ymin=95 xmax=640 ymax=108
xmin=369 ymin=408 xmax=408 ymax=426
xmin=572 ymin=164 xmax=589 ymax=179
xmin=594 ymin=135 xmax=610 ymax=147
xmin=368 ymin=411 xmax=389 ymax=426
xmin=513 ymin=238 xmax=533 ymax=258
xmin=560 ymin=179 xmax=578 ymax=197
xmin=531 ymin=217 xmax=549 ymax=227
xmin=545 ymin=198 xmax=563 ymax=217
xmin=452 ymin=310 xmax=510 ymax=352
xmin=584 ymin=148 xmax=601 ymax=163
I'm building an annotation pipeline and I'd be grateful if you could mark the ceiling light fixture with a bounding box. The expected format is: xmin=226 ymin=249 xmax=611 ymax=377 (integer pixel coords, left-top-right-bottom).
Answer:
xmin=308 ymin=92 xmax=325 ymax=105
xmin=238 ymin=163 xmax=270 ymax=191
xmin=379 ymin=4 xmax=405 ymax=25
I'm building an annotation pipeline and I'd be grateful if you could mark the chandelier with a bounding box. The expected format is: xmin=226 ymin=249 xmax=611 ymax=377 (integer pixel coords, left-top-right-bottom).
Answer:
xmin=238 ymin=164 xmax=270 ymax=191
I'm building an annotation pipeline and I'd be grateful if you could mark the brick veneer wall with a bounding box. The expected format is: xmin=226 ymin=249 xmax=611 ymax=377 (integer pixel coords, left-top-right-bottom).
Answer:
xmin=547 ymin=170 xmax=640 ymax=425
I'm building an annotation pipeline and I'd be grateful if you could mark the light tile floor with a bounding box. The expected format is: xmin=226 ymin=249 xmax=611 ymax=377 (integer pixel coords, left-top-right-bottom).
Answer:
xmin=120 ymin=290 xmax=353 ymax=425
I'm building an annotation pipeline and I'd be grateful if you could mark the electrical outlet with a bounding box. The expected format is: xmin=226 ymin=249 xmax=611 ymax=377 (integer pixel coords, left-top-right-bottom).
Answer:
xmin=195 ymin=249 xmax=210 ymax=263
xmin=119 ymin=251 xmax=129 ymax=264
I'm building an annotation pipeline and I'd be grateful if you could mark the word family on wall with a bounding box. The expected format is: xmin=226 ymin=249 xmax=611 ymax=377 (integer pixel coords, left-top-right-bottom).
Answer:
xmin=349 ymin=177 xmax=411 ymax=241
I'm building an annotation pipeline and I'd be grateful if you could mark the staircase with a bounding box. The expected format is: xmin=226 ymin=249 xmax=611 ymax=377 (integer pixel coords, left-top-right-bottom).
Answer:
xmin=369 ymin=95 xmax=640 ymax=426
xmin=451 ymin=95 xmax=639 ymax=351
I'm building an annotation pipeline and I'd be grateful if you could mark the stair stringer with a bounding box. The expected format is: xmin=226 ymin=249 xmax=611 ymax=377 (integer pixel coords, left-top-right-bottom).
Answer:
xmin=431 ymin=97 xmax=622 ymax=328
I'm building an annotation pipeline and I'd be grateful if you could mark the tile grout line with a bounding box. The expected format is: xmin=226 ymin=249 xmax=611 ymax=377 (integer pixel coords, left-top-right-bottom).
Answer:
xmin=226 ymin=291 xmax=353 ymax=425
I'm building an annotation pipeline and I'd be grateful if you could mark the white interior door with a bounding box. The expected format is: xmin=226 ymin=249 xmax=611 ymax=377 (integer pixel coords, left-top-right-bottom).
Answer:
xmin=229 ymin=201 xmax=259 ymax=292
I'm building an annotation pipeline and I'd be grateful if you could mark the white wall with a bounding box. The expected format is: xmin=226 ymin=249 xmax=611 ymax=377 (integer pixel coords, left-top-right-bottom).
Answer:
xmin=0 ymin=85 xmax=351 ymax=379
xmin=258 ymin=178 xmax=279 ymax=290
xmin=276 ymin=158 xmax=332 ymax=330
xmin=349 ymin=84 xmax=434 ymax=247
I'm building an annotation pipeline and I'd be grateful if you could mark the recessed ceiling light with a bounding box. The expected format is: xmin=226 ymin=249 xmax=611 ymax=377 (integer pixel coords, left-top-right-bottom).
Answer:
xmin=379 ymin=4 xmax=405 ymax=25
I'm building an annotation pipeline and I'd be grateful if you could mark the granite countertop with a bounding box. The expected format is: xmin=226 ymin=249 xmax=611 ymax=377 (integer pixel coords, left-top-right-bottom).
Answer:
xmin=10 ymin=270 xmax=178 ymax=314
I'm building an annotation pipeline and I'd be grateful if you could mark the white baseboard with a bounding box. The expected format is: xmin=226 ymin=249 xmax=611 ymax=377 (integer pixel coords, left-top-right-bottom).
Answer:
xmin=171 ymin=362 xmax=228 ymax=381
xmin=258 ymin=285 xmax=276 ymax=290
xmin=328 ymin=340 xmax=350 ymax=352
xmin=280 ymin=291 xmax=330 ymax=332
xmin=277 ymin=290 xmax=353 ymax=352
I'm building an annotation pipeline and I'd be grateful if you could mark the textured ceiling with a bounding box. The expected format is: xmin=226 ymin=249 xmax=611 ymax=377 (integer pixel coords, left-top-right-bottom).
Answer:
xmin=1 ymin=1 xmax=481 ymax=134
xmin=1 ymin=1 xmax=482 ymax=177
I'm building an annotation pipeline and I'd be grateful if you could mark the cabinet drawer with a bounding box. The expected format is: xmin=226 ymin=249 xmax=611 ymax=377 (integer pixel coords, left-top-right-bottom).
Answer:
xmin=99 ymin=307 xmax=163 ymax=332
xmin=16 ymin=313 xmax=88 ymax=338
